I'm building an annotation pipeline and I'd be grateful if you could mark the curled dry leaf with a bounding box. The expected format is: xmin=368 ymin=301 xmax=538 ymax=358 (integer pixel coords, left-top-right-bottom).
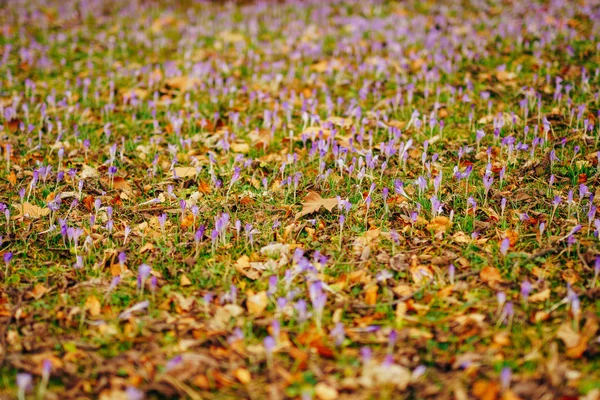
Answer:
xmin=295 ymin=191 xmax=338 ymax=219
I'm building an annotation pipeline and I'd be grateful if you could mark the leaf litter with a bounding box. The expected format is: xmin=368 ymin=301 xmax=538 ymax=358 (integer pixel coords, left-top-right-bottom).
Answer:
xmin=0 ymin=0 xmax=599 ymax=399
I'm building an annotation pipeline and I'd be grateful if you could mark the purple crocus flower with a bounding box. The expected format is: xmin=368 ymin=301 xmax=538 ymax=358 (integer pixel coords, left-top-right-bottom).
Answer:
xmin=125 ymin=386 xmax=144 ymax=400
xmin=137 ymin=264 xmax=152 ymax=289
xmin=520 ymin=280 xmax=532 ymax=304
xmin=330 ymin=322 xmax=345 ymax=347
xmin=500 ymin=367 xmax=511 ymax=391
xmin=500 ymin=237 xmax=510 ymax=256
xmin=165 ymin=355 xmax=183 ymax=372
xmin=16 ymin=373 xmax=32 ymax=399
xmin=264 ymin=336 xmax=276 ymax=356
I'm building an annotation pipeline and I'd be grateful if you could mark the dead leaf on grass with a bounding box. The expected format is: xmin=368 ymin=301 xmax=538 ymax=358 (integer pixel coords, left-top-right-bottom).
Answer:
xmin=14 ymin=202 xmax=50 ymax=219
xmin=480 ymin=266 xmax=502 ymax=286
xmin=295 ymin=191 xmax=338 ymax=219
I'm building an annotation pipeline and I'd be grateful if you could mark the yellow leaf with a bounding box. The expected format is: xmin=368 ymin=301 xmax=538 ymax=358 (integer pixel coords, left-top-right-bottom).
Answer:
xmin=165 ymin=76 xmax=200 ymax=92
xmin=85 ymin=295 xmax=101 ymax=317
xmin=173 ymin=166 xmax=197 ymax=179
xmin=426 ymin=216 xmax=452 ymax=233
xmin=110 ymin=263 xmax=126 ymax=276
xmin=364 ymin=285 xmax=378 ymax=305
xmin=295 ymin=191 xmax=338 ymax=220
xmin=235 ymin=255 xmax=260 ymax=280
xmin=180 ymin=274 xmax=192 ymax=287
xmin=233 ymin=368 xmax=251 ymax=385
xmin=230 ymin=142 xmax=250 ymax=153
xmin=315 ymin=382 xmax=339 ymax=400
xmin=219 ymin=31 xmax=245 ymax=43
xmin=247 ymin=291 xmax=268 ymax=315
xmin=529 ymin=288 xmax=550 ymax=303
xmin=7 ymin=171 xmax=16 ymax=186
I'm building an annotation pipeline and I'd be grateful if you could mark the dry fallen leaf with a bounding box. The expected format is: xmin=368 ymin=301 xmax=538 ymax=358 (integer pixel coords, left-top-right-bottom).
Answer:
xmin=174 ymin=166 xmax=197 ymax=179
xmin=14 ymin=202 xmax=50 ymax=219
xmin=28 ymin=284 xmax=49 ymax=300
xmin=315 ymin=382 xmax=339 ymax=400
xmin=480 ymin=266 xmax=502 ymax=286
xmin=295 ymin=191 xmax=338 ymax=219
xmin=426 ymin=216 xmax=452 ymax=233
xmin=358 ymin=361 xmax=410 ymax=389
xmin=235 ymin=255 xmax=262 ymax=280
xmin=556 ymin=314 xmax=599 ymax=358
xmin=247 ymin=291 xmax=268 ymax=315
xmin=233 ymin=368 xmax=251 ymax=385
xmin=85 ymin=295 xmax=101 ymax=317
xmin=112 ymin=177 xmax=132 ymax=192
xmin=180 ymin=274 xmax=192 ymax=287
xmin=472 ymin=380 xmax=500 ymax=400
xmin=364 ymin=285 xmax=378 ymax=305
xmin=529 ymin=289 xmax=550 ymax=303
xmin=165 ymin=76 xmax=201 ymax=92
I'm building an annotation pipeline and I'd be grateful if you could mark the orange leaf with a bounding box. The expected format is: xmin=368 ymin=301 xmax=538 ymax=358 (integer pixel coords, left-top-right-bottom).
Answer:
xmin=480 ymin=266 xmax=502 ymax=285
xmin=364 ymin=285 xmax=378 ymax=305
xmin=7 ymin=171 xmax=16 ymax=186
xmin=198 ymin=180 xmax=212 ymax=194
xmin=426 ymin=216 xmax=452 ymax=233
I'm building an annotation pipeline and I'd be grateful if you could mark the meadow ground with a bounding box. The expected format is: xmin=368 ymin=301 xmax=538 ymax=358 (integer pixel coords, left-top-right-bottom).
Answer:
xmin=0 ymin=0 xmax=600 ymax=399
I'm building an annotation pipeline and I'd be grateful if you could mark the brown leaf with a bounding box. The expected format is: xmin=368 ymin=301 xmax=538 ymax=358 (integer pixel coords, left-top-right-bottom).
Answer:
xmin=557 ymin=314 xmax=599 ymax=358
xmin=473 ymin=380 xmax=500 ymax=400
xmin=295 ymin=191 xmax=338 ymax=219
xmin=28 ymin=284 xmax=48 ymax=300
xmin=426 ymin=216 xmax=452 ymax=233
xmin=83 ymin=195 xmax=95 ymax=212
xmin=112 ymin=177 xmax=132 ymax=192
xmin=480 ymin=266 xmax=502 ymax=285
xmin=504 ymin=229 xmax=519 ymax=247
xmin=15 ymin=202 xmax=50 ymax=219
